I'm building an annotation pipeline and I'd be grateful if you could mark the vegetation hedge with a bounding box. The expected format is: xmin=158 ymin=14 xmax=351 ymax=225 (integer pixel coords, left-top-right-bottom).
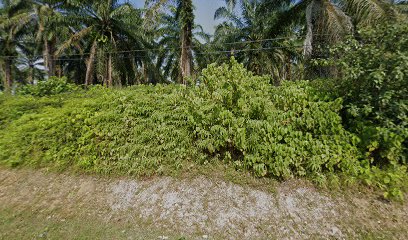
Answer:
xmin=316 ymin=23 xmax=408 ymax=199
xmin=186 ymin=59 xmax=361 ymax=181
xmin=332 ymin=23 xmax=408 ymax=168
xmin=0 ymin=56 xmax=406 ymax=200
xmin=0 ymin=84 xmax=195 ymax=176
xmin=17 ymin=76 xmax=79 ymax=97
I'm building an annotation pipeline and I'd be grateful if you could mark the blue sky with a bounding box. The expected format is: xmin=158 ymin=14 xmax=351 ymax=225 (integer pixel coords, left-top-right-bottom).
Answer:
xmin=123 ymin=0 xmax=225 ymax=34
xmin=0 ymin=0 xmax=225 ymax=34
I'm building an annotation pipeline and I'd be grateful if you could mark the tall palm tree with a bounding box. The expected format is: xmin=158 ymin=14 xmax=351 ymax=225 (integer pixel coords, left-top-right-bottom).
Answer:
xmin=179 ymin=0 xmax=194 ymax=84
xmin=33 ymin=0 xmax=67 ymax=78
xmin=216 ymin=0 xmax=397 ymax=79
xmin=395 ymin=0 xmax=408 ymax=15
xmin=146 ymin=0 xmax=195 ymax=84
xmin=155 ymin=4 xmax=209 ymax=82
xmin=56 ymin=0 xmax=147 ymax=87
xmin=0 ymin=0 xmax=35 ymax=92
xmin=16 ymin=32 xmax=45 ymax=84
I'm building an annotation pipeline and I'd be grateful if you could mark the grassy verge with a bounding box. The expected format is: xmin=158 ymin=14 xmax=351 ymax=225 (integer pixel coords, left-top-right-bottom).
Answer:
xmin=0 ymin=207 xmax=181 ymax=240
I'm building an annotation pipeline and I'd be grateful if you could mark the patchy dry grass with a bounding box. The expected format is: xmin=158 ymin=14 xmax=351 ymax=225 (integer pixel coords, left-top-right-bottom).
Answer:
xmin=0 ymin=207 xmax=174 ymax=240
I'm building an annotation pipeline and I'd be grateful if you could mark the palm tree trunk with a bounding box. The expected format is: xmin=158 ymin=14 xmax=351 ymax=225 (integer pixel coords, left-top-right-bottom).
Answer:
xmin=4 ymin=59 xmax=13 ymax=92
xmin=28 ymin=64 xmax=34 ymax=84
xmin=180 ymin=0 xmax=194 ymax=85
xmin=304 ymin=0 xmax=316 ymax=59
xmin=142 ymin=61 xmax=149 ymax=84
xmin=85 ymin=41 xmax=97 ymax=86
xmin=43 ymin=40 xmax=49 ymax=76
xmin=0 ymin=62 xmax=3 ymax=87
xmin=56 ymin=64 xmax=62 ymax=78
xmin=43 ymin=38 xmax=57 ymax=77
xmin=48 ymin=38 xmax=57 ymax=77
xmin=107 ymin=54 xmax=113 ymax=87
xmin=286 ymin=55 xmax=291 ymax=81
xmin=131 ymin=58 xmax=139 ymax=85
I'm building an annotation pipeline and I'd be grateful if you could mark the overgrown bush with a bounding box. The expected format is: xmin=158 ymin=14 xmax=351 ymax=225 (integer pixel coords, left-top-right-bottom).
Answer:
xmin=312 ymin=22 xmax=408 ymax=199
xmin=332 ymin=23 xmax=408 ymax=167
xmin=0 ymin=95 xmax=64 ymax=130
xmin=0 ymin=85 xmax=195 ymax=175
xmin=186 ymin=58 xmax=361 ymax=181
xmin=18 ymin=76 xmax=79 ymax=97
xmin=0 ymin=57 xmax=405 ymax=199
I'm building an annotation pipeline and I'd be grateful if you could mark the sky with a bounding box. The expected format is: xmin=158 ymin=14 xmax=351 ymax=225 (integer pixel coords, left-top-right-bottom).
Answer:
xmin=124 ymin=0 xmax=225 ymax=35
xmin=0 ymin=0 xmax=225 ymax=34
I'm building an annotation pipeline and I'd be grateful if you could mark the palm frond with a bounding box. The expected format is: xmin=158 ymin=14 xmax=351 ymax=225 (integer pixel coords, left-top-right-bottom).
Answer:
xmin=56 ymin=26 xmax=92 ymax=56
xmin=344 ymin=0 xmax=397 ymax=26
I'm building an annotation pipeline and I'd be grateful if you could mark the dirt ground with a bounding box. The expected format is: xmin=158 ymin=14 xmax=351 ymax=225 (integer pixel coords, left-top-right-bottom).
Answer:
xmin=0 ymin=168 xmax=407 ymax=240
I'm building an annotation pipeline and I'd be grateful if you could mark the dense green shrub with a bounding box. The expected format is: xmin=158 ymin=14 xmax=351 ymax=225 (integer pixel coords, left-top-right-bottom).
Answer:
xmin=0 ymin=57 xmax=405 ymax=199
xmin=0 ymin=85 xmax=196 ymax=175
xmin=0 ymin=95 xmax=64 ymax=130
xmin=18 ymin=76 xmax=79 ymax=97
xmin=186 ymin=58 xmax=361 ymax=180
xmin=331 ymin=23 xmax=408 ymax=167
xmin=310 ymin=22 xmax=408 ymax=199
xmin=0 ymin=60 xmax=362 ymax=181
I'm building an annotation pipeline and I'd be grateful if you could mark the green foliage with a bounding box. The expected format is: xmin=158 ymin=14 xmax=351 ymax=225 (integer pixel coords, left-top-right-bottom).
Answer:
xmin=317 ymin=22 xmax=408 ymax=200
xmin=0 ymin=94 xmax=63 ymax=130
xmin=361 ymin=163 xmax=407 ymax=200
xmin=0 ymin=59 xmax=362 ymax=182
xmin=180 ymin=0 xmax=194 ymax=29
xmin=0 ymin=85 xmax=196 ymax=176
xmin=0 ymin=57 xmax=405 ymax=200
xmin=186 ymin=58 xmax=361 ymax=180
xmin=18 ymin=77 xmax=79 ymax=97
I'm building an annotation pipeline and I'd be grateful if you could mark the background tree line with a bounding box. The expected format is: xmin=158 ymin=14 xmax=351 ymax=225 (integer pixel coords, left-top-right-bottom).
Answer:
xmin=0 ymin=0 xmax=407 ymax=92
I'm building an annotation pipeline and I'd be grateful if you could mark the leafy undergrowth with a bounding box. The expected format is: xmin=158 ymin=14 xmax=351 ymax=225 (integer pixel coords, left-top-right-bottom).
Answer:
xmin=313 ymin=23 xmax=408 ymax=200
xmin=0 ymin=84 xmax=195 ymax=176
xmin=0 ymin=58 xmax=406 ymax=200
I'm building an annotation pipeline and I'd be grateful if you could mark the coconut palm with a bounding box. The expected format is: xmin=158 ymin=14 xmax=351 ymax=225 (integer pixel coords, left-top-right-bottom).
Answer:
xmin=214 ymin=0 xmax=397 ymax=79
xmin=33 ymin=0 xmax=68 ymax=78
xmin=16 ymin=32 xmax=45 ymax=84
xmin=395 ymin=0 xmax=408 ymax=15
xmin=273 ymin=0 xmax=397 ymax=58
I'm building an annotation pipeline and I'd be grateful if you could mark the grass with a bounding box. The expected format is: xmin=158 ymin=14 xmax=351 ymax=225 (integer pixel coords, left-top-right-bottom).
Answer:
xmin=0 ymin=207 xmax=170 ymax=239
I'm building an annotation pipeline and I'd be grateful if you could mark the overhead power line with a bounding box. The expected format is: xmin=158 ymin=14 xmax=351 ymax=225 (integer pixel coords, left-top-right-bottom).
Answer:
xmin=0 ymin=34 xmax=334 ymax=60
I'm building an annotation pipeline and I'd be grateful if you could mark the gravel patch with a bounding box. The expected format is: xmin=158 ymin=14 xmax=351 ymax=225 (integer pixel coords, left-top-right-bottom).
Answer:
xmin=0 ymin=168 xmax=407 ymax=239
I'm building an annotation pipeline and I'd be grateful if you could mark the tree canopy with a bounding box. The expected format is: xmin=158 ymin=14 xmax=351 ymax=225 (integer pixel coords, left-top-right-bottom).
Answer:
xmin=0 ymin=0 xmax=404 ymax=90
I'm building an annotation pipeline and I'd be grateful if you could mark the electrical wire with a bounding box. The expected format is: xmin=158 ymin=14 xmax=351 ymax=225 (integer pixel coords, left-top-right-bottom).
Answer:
xmin=0 ymin=34 xmax=330 ymax=61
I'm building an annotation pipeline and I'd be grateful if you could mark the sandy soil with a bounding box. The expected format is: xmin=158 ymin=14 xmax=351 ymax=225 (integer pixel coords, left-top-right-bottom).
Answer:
xmin=0 ymin=168 xmax=407 ymax=239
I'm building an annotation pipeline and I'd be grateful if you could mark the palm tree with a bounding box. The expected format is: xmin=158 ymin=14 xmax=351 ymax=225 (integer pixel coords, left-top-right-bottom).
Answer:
xmin=213 ymin=0 xmax=298 ymax=81
xmin=0 ymin=0 xmax=35 ymax=92
xmin=395 ymin=0 xmax=408 ymax=15
xmin=215 ymin=0 xmax=397 ymax=79
xmin=33 ymin=0 xmax=66 ymax=78
xmin=16 ymin=32 xmax=45 ymax=84
xmin=154 ymin=4 xmax=210 ymax=83
xmin=56 ymin=0 xmax=147 ymax=87
xmin=274 ymin=0 xmax=397 ymax=58
xmin=179 ymin=0 xmax=194 ymax=84
xmin=146 ymin=0 xmax=195 ymax=84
